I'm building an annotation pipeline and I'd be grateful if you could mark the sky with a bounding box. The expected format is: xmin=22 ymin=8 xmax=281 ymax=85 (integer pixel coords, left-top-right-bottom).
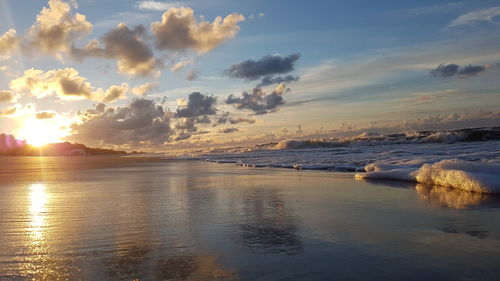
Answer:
xmin=0 ymin=0 xmax=499 ymax=151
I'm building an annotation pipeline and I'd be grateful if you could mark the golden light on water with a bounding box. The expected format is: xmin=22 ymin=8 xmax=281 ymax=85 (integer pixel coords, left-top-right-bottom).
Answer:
xmin=29 ymin=183 xmax=49 ymax=241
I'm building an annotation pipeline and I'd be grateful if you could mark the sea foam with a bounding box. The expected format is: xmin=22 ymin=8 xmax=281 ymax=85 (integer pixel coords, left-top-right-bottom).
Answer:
xmin=356 ymin=159 xmax=500 ymax=194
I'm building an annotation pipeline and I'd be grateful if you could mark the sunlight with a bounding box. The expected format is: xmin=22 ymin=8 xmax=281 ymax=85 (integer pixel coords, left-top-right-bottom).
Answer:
xmin=18 ymin=117 xmax=69 ymax=147
xmin=28 ymin=183 xmax=49 ymax=241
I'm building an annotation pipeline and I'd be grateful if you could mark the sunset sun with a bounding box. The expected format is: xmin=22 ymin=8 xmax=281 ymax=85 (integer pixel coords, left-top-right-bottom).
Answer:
xmin=18 ymin=117 xmax=68 ymax=147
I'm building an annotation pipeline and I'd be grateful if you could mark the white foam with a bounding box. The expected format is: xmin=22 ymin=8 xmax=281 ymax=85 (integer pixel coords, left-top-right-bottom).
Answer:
xmin=356 ymin=159 xmax=500 ymax=194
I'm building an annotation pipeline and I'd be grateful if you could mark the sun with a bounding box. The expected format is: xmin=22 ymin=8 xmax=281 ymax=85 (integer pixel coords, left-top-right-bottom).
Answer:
xmin=18 ymin=117 xmax=69 ymax=147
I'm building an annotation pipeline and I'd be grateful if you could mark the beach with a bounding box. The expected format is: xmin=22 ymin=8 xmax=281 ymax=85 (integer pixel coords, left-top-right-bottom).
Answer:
xmin=1 ymin=157 xmax=500 ymax=280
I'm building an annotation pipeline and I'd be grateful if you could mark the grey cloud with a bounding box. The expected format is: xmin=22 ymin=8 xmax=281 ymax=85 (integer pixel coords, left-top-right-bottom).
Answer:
xmin=175 ymin=92 xmax=217 ymax=118
xmin=226 ymin=84 xmax=288 ymax=115
xmin=430 ymin=63 xmax=459 ymax=77
xmin=430 ymin=63 xmax=489 ymax=78
xmin=70 ymin=98 xmax=171 ymax=147
xmin=72 ymin=24 xmax=161 ymax=77
xmin=457 ymin=64 xmax=487 ymax=77
xmin=225 ymin=53 xmax=300 ymax=81
xmin=257 ymin=75 xmax=299 ymax=87
xmin=218 ymin=127 xmax=239 ymax=134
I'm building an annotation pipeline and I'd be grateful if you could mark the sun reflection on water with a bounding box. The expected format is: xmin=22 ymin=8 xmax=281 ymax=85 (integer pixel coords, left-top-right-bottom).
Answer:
xmin=28 ymin=183 xmax=49 ymax=242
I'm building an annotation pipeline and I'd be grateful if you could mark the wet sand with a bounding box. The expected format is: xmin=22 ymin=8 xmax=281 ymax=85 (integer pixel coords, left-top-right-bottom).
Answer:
xmin=0 ymin=157 xmax=499 ymax=280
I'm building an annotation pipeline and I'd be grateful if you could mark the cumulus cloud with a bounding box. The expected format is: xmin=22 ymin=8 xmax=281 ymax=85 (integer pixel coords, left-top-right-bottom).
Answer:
xmin=225 ymin=53 xmax=300 ymax=81
xmin=175 ymin=92 xmax=217 ymax=118
xmin=135 ymin=1 xmax=183 ymax=11
xmin=102 ymin=84 xmax=128 ymax=103
xmin=35 ymin=111 xmax=57 ymax=119
xmin=226 ymin=83 xmax=288 ymax=115
xmin=72 ymin=24 xmax=161 ymax=76
xmin=131 ymin=82 xmax=159 ymax=95
xmin=0 ymin=29 xmax=19 ymax=58
xmin=447 ymin=6 xmax=500 ymax=28
xmin=27 ymin=0 xmax=92 ymax=55
xmin=430 ymin=63 xmax=489 ymax=78
xmin=0 ymin=90 xmax=17 ymax=103
xmin=10 ymin=68 xmax=128 ymax=103
xmin=70 ymin=98 xmax=171 ymax=146
xmin=151 ymin=7 xmax=244 ymax=53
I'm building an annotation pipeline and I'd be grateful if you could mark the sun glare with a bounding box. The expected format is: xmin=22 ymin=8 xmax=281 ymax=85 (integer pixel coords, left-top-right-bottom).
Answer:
xmin=19 ymin=117 xmax=69 ymax=147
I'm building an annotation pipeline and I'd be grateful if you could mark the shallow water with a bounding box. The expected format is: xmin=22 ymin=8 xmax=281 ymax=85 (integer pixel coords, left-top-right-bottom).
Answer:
xmin=1 ymin=157 xmax=500 ymax=281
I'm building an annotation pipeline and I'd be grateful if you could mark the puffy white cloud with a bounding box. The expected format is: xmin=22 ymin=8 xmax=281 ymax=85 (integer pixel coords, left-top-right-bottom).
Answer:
xmin=0 ymin=29 xmax=19 ymax=58
xmin=27 ymin=0 xmax=92 ymax=55
xmin=152 ymin=7 xmax=244 ymax=53
xmin=9 ymin=68 xmax=128 ymax=103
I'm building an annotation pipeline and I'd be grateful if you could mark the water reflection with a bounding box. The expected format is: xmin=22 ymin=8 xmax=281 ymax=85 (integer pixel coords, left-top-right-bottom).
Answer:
xmin=232 ymin=189 xmax=303 ymax=255
xmin=415 ymin=184 xmax=493 ymax=209
xmin=28 ymin=183 xmax=49 ymax=243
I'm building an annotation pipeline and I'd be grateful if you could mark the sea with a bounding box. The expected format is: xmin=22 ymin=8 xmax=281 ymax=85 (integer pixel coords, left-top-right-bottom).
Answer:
xmin=0 ymin=127 xmax=499 ymax=280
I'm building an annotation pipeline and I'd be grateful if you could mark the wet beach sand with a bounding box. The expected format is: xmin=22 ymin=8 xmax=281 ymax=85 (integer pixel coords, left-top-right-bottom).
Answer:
xmin=0 ymin=156 xmax=500 ymax=280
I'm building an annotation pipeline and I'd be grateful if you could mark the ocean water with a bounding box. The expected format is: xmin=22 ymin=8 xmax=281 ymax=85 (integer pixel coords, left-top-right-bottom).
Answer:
xmin=202 ymin=128 xmax=500 ymax=193
xmin=1 ymin=157 xmax=500 ymax=280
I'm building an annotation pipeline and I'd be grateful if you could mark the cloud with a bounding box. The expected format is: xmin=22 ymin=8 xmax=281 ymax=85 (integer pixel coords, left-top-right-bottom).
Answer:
xmin=257 ymin=74 xmax=299 ymax=87
xmin=226 ymin=83 xmax=288 ymax=115
xmin=430 ymin=63 xmax=459 ymax=77
xmin=0 ymin=29 xmax=19 ymax=58
xmin=430 ymin=63 xmax=489 ymax=78
xmin=135 ymin=1 xmax=183 ymax=11
xmin=0 ymin=90 xmax=17 ymax=103
xmin=72 ymin=24 xmax=161 ymax=77
xmin=218 ymin=127 xmax=238 ymax=134
xmin=131 ymin=82 xmax=159 ymax=95
xmin=186 ymin=69 xmax=199 ymax=81
xmin=457 ymin=64 xmax=487 ymax=76
xmin=151 ymin=7 xmax=244 ymax=53
xmin=35 ymin=111 xmax=57 ymax=120
xmin=447 ymin=6 xmax=500 ymax=28
xmin=175 ymin=92 xmax=217 ymax=118
xmin=225 ymin=53 xmax=300 ymax=81
xmin=70 ymin=98 xmax=171 ymax=146
xmin=170 ymin=59 xmax=194 ymax=72
xmin=27 ymin=0 xmax=92 ymax=55
xmin=10 ymin=68 xmax=128 ymax=103
xmin=0 ymin=103 xmax=36 ymax=117
xmin=102 ymin=84 xmax=128 ymax=103
xmin=229 ymin=117 xmax=255 ymax=124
